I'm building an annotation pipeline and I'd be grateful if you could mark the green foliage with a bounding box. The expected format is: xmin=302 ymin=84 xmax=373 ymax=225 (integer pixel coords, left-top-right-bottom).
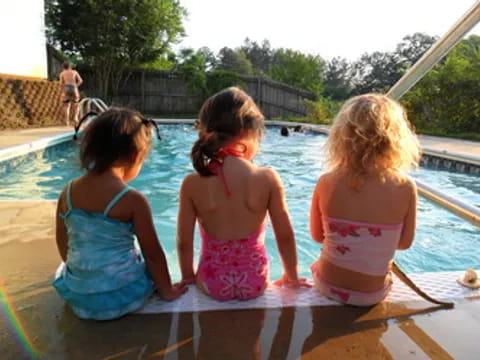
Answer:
xmin=206 ymin=70 xmax=243 ymax=96
xmin=352 ymin=32 xmax=437 ymax=95
xmin=216 ymin=48 xmax=253 ymax=75
xmin=45 ymin=0 xmax=186 ymax=99
xmin=323 ymin=57 xmax=354 ymax=100
xmin=268 ymin=49 xmax=324 ymax=95
xmin=139 ymin=52 xmax=176 ymax=70
xmin=176 ymin=48 xmax=209 ymax=95
xmin=402 ymin=35 xmax=480 ymax=135
xmin=175 ymin=49 xmax=243 ymax=97
xmin=240 ymin=38 xmax=273 ymax=75
xmin=304 ymin=97 xmax=343 ymax=124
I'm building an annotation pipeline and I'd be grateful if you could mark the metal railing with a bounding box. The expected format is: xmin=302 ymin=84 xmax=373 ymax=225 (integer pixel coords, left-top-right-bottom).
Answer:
xmin=78 ymin=97 xmax=109 ymax=119
xmin=74 ymin=97 xmax=109 ymax=139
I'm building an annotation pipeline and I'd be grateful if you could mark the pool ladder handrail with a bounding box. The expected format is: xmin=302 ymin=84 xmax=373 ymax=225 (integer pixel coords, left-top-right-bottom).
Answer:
xmin=74 ymin=97 xmax=109 ymax=139
xmin=78 ymin=97 xmax=109 ymax=119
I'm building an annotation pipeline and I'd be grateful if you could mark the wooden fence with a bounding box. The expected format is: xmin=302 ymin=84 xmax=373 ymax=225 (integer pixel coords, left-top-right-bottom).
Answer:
xmin=47 ymin=47 xmax=317 ymax=118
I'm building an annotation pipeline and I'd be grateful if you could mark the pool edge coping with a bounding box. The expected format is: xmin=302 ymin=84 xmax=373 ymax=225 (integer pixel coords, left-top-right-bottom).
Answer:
xmin=0 ymin=131 xmax=74 ymax=163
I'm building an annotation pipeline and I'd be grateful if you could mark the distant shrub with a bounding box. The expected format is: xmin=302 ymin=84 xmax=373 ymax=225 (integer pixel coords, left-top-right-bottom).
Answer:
xmin=206 ymin=70 xmax=244 ymax=96
xmin=304 ymin=97 xmax=343 ymax=124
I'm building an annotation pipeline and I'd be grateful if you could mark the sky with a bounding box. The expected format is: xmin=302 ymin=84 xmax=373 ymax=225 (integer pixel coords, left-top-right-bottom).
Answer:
xmin=0 ymin=0 xmax=47 ymax=78
xmin=178 ymin=0 xmax=480 ymax=61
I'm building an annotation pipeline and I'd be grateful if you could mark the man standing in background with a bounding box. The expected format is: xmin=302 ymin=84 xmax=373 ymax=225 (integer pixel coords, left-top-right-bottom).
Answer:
xmin=59 ymin=62 xmax=83 ymax=126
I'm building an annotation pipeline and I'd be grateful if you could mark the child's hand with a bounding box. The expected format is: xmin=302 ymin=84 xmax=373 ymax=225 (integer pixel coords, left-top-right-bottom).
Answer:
xmin=161 ymin=283 xmax=188 ymax=301
xmin=274 ymin=274 xmax=312 ymax=288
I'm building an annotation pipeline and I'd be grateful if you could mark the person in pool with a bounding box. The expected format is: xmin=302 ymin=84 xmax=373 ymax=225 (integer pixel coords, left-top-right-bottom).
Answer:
xmin=310 ymin=94 xmax=420 ymax=306
xmin=53 ymin=108 xmax=186 ymax=320
xmin=176 ymin=87 xmax=309 ymax=301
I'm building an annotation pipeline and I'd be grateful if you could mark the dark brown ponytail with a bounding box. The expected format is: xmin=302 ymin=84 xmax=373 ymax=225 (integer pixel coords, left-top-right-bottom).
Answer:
xmin=190 ymin=87 xmax=264 ymax=176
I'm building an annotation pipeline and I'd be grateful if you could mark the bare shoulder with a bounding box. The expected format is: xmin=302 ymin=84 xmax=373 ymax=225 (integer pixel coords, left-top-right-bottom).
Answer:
xmin=386 ymin=174 xmax=417 ymax=198
xmin=182 ymin=172 xmax=201 ymax=187
xmin=316 ymin=171 xmax=337 ymax=191
xmin=401 ymin=176 xmax=417 ymax=196
xmin=123 ymin=188 xmax=150 ymax=210
xmin=256 ymin=166 xmax=281 ymax=186
xmin=179 ymin=172 xmax=203 ymax=196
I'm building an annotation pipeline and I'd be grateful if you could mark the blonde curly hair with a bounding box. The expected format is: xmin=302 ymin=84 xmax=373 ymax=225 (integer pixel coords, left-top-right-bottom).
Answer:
xmin=327 ymin=93 xmax=420 ymax=189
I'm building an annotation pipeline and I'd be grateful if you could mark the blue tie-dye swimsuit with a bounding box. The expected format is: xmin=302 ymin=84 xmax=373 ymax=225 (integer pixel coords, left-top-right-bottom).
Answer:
xmin=53 ymin=181 xmax=154 ymax=320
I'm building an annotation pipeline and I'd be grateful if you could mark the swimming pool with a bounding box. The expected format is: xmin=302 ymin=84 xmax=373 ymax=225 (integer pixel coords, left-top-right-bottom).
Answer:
xmin=0 ymin=125 xmax=479 ymax=279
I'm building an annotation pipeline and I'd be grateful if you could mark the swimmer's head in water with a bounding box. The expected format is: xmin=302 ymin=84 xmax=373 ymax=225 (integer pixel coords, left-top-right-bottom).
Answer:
xmin=280 ymin=127 xmax=290 ymax=136
xmin=80 ymin=107 xmax=156 ymax=174
xmin=191 ymin=87 xmax=264 ymax=176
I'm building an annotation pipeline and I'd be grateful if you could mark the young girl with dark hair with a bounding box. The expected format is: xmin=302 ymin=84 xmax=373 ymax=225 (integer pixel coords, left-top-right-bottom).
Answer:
xmin=177 ymin=87 xmax=308 ymax=301
xmin=54 ymin=108 xmax=186 ymax=320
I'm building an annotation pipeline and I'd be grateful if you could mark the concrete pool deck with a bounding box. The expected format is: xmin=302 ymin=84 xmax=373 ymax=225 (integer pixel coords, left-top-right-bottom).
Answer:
xmin=1 ymin=200 xmax=479 ymax=359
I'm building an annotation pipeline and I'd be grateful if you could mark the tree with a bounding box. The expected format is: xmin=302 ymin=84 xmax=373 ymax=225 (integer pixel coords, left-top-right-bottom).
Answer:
xmin=216 ymin=47 xmax=254 ymax=75
xmin=176 ymin=48 xmax=208 ymax=95
xmin=197 ymin=47 xmax=217 ymax=70
xmin=323 ymin=57 xmax=354 ymax=100
xmin=45 ymin=0 xmax=186 ymax=100
xmin=396 ymin=32 xmax=437 ymax=67
xmin=402 ymin=35 xmax=480 ymax=134
xmin=240 ymin=38 xmax=274 ymax=75
xmin=352 ymin=51 xmax=404 ymax=94
xmin=268 ymin=49 xmax=325 ymax=95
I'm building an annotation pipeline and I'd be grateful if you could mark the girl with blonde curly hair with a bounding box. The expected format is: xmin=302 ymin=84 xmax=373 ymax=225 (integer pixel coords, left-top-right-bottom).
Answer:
xmin=310 ymin=93 xmax=420 ymax=306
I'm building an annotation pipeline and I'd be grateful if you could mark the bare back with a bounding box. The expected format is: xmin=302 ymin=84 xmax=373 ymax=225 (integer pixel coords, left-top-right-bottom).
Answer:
xmin=310 ymin=170 xmax=417 ymax=292
xmin=319 ymin=170 xmax=413 ymax=224
xmin=185 ymin=157 xmax=272 ymax=240
xmin=60 ymin=69 xmax=81 ymax=85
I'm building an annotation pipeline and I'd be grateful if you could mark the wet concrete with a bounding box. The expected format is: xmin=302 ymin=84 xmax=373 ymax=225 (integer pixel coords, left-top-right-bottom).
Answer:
xmin=1 ymin=200 xmax=479 ymax=359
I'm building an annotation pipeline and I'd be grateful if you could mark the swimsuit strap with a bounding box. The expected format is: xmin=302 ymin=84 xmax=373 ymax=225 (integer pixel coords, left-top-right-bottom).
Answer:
xmin=207 ymin=142 xmax=249 ymax=197
xmin=103 ymin=187 xmax=132 ymax=216
xmin=208 ymin=161 xmax=232 ymax=196
xmin=66 ymin=181 xmax=74 ymax=212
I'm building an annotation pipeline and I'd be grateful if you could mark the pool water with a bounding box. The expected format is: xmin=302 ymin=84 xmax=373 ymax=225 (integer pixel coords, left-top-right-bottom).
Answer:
xmin=0 ymin=125 xmax=479 ymax=279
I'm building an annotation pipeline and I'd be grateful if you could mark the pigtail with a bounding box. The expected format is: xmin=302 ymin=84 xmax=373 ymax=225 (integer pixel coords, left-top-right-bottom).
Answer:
xmin=191 ymin=132 xmax=225 ymax=176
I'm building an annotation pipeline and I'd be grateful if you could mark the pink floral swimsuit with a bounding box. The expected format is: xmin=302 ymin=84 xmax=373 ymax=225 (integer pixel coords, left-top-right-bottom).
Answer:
xmin=197 ymin=223 xmax=269 ymax=301
xmin=196 ymin=142 xmax=269 ymax=301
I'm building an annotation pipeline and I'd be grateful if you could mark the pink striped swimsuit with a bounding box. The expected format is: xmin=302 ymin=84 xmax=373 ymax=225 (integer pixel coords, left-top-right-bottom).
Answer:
xmin=311 ymin=216 xmax=403 ymax=306
xmin=196 ymin=143 xmax=269 ymax=301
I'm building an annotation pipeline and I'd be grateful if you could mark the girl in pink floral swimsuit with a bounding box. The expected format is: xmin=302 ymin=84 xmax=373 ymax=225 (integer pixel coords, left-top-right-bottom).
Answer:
xmin=177 ymin=87 xmax=308 ymax=301
xmin=310 ymin=94 xmax=420 ymax=306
